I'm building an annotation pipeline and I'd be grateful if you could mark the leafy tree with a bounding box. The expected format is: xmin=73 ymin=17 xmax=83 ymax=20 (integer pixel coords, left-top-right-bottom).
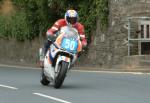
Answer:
xmin=0 ymin=0 xmax=108 ymax=42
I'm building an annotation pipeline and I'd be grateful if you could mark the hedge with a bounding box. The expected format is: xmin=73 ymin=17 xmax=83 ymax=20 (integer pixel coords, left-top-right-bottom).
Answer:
xmin=0 ymin=0 xmax=108 ymax=42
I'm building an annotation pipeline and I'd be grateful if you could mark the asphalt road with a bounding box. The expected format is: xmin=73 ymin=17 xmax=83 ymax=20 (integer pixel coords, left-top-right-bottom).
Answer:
xmin=0 ymin=66 xmax=150 ymax=103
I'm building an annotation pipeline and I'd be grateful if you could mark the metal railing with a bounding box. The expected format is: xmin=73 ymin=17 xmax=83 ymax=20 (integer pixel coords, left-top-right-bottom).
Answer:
xmin=127 ymin=17 xmax=150 ymax=56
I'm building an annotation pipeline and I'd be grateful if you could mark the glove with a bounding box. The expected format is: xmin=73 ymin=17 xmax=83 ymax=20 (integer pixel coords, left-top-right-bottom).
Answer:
xmin=47 ymin=32 xmax=55 ymax=42
xmin=47 ymin=35 xmax=52 ymax=41
xmin=78 ymin=48 xmax=86 ymax=57
xmin=81 ymin=40 xmax=87 ymax=49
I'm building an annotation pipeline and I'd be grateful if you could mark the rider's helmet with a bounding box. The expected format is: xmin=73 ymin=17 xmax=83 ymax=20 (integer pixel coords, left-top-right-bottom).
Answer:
xmin=65 ymin=9 xmax=78 ymax=27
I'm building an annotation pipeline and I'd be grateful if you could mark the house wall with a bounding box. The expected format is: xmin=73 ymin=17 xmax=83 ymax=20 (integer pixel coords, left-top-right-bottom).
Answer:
xmin=82 ymin=0 xmax=150 ymax=69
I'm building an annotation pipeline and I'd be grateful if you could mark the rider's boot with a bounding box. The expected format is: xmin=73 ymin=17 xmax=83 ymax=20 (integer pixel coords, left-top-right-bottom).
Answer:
xmin=39 ymin=40 xmax=52 ymax=68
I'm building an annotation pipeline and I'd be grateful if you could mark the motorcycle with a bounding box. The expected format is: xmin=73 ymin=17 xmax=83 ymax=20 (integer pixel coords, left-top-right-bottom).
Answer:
xmin=39 ymin=26 xmax=82 ymax=88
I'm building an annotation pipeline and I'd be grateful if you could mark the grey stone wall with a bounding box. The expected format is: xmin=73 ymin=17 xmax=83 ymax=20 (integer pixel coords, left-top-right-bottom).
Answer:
xmin=0 ymin=37 xmax=44 ymax=66
xmin=85 ymin=0 xmax=150 ymax=69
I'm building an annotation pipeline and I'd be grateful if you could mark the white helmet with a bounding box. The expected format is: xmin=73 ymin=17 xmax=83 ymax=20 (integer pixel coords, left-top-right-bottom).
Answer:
xmin=65 ymin=10 xmax=78 ymax=26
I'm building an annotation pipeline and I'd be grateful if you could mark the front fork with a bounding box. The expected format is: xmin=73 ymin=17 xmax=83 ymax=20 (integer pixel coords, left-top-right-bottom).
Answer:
xmin=55 ymin=55 xmax=71 ymax=74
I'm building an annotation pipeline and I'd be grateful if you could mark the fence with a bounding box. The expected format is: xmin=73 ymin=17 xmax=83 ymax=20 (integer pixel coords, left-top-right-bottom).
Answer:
xmin=127 ymin=17 xmax=150 ymax=56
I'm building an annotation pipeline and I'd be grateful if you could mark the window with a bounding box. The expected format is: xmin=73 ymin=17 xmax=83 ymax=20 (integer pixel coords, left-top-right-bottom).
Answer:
xmin=140 ymin=25 xmax=144 ymax=38
xmin=147 ymin=25 xmax=149 ymax=38
xmin=139 ymin=20 xmax=150 ymax=55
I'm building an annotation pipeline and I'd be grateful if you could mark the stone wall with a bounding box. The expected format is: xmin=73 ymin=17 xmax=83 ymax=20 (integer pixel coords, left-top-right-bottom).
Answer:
xmin=84 ymin=0 xmax=150 ymax=69
xmin=0 ymin=37 xmax=45 ymax=66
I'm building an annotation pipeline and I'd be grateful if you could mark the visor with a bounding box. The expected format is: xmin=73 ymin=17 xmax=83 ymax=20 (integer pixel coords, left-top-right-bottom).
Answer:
xmin=67 ymin=17 xmax=77 ymax=25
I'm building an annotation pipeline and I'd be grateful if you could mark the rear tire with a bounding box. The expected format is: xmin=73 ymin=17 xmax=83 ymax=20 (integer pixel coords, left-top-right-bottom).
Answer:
xmin=54 ymin=61 xmax=68 ymax=89
xmin=40 ymin=68 xmax=50 ymax=86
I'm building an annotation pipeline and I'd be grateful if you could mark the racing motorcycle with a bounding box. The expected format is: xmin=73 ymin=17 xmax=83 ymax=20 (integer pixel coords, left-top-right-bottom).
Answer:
xmin=39 ymin=26 xmax=82 ymax=88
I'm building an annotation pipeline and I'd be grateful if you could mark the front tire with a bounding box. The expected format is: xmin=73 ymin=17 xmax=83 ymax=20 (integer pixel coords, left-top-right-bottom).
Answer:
xmin=54 ymin=61 xmax=69 ymax=89
xmin=40 ymin=68 xmax=50 ymax=86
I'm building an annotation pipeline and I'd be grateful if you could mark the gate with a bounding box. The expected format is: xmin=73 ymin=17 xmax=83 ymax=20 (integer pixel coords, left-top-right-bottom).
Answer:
xmin=127 ymin=17 xmax=150 ymax=56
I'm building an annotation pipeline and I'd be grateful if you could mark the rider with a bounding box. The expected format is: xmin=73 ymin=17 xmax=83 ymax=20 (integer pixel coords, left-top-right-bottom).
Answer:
xmin=44 ymin=9 xmax=87 ymax=55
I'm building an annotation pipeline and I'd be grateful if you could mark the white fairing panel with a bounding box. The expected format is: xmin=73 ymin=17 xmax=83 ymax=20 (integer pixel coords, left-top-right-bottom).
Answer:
xmin=50 ymin=44 xmax=58 ymax=58
xmin=44 ymin=50 xmax=55 ymax=80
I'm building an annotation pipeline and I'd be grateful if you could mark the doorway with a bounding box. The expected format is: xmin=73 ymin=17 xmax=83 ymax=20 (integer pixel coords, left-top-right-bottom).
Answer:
xmin=141 ymin=42 xmax=150 ymax=54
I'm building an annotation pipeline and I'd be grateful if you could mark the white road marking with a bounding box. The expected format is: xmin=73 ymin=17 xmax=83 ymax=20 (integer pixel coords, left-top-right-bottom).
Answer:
xmin=132 ymin=72 xmax=144 ymax=75
xmin=72 ymin=70 xmax=148 ymax=75
xmin=0 ymin=64 xmax=38 ymax=69
xmin=0 ymin=84 xmax=18 ymax=90
xmin=33 ymin=93 xmax=72 ymax=103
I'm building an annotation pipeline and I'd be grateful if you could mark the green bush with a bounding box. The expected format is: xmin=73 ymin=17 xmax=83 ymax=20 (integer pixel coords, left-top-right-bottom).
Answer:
xmin=0 ymin=16 xmax=11 ymax=39
xmin=0 ymin=11 xmax=30 ymax=41
xmin=11 ymin=11 xmax=30 ymax=41
xmin=0 ymin=0 xmax=108 ymax=42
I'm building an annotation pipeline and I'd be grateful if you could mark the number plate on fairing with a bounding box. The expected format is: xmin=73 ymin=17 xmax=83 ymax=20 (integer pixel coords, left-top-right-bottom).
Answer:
xmin=61 ymin=38 xmax=78 ymax=53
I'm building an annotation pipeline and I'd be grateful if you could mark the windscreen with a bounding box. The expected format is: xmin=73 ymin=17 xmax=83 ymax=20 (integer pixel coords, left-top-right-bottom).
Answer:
xmin=60 ymin=26 xmax=79 ymax=40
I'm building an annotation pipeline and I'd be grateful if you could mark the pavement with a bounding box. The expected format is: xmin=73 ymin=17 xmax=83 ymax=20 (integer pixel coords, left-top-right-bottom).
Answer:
xmin=0 ymin=62 xmax=150 ymax=73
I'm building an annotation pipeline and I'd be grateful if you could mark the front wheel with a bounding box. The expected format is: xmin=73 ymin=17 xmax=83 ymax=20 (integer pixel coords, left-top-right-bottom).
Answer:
xmin=40 ymin=68 xmax=50 ymax=86
xmin=54 ymin=61 xmax=69 ymax=89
